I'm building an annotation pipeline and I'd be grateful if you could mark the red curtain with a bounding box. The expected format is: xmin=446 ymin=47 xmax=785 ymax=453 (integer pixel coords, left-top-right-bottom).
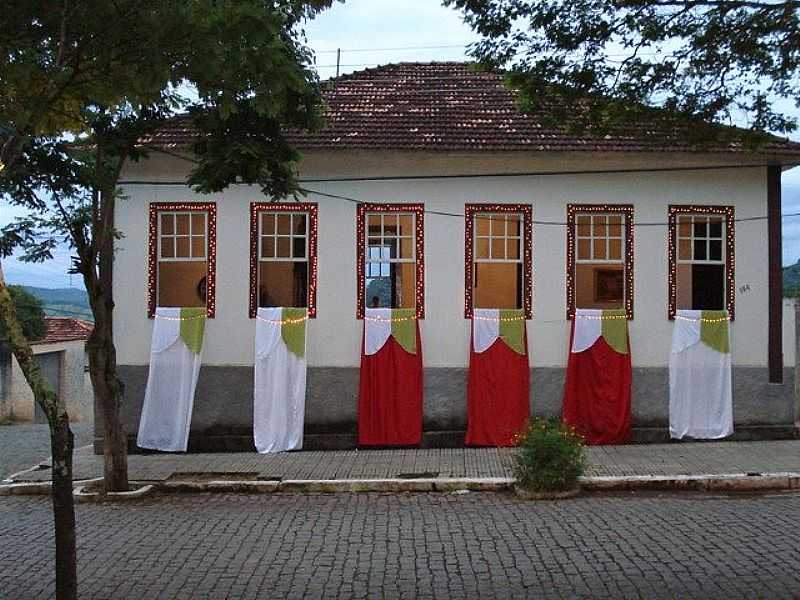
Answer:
xmin=357 ymin=325 xmax=423 ymax=446
xmin=563 ymin=328 xmax=631 ymax=445
xmin=466 ymin=337 xmax=530 ymax=446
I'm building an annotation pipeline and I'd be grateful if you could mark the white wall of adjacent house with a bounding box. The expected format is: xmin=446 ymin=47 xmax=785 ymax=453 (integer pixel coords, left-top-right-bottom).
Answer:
xmin=115 ymin=151 xmax=784 ymax=369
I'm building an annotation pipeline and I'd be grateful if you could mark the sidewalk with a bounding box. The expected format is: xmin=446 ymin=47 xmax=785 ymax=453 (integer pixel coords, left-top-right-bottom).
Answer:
xmin=4 ymin=440 xmax=799 ymax=493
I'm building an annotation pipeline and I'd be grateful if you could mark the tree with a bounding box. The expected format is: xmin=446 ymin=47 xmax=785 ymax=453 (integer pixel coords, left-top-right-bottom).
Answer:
xmin=446 ymin=0 xmax=800 ymax=138
xmin=1 ymin=2 xmax=333 ymax=598
xmin=1 ymin=286 xmax=46 ymax=342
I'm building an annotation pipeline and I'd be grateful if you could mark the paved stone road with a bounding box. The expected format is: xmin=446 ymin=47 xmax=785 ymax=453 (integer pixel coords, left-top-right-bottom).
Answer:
xmin=1 ymin=491 xmax=799 ymax=599
xmin=0 ymin=423 xmax=93 ymax=480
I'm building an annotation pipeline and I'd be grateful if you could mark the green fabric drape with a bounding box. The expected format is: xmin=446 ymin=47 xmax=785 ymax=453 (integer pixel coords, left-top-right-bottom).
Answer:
xmin=281 ymin=307 xmax=307 ymax=358
xmin=498 ymin=309 xmax=526 ymax=355
xmin=391 ymin=308 xmax=417 ymax=354
xmin=601 ymin=309 xmax=628 ymax=355
xmin=700 ymin=310 xmax=730 ymax=354
xmin=179 ymin=307 xmax=206 ymax=355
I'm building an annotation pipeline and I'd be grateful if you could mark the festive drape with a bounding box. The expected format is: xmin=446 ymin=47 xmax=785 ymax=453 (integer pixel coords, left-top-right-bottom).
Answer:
xmin=137 ymin=307 xmax=206 ymax=452
xmin=563 ymin=308 xmax=631 ymax=445
xmin=669 ymin=309 xmax=733 ymax=440
xmin=253 ymin=307 xmax=308 ymax=453
xmin=358 ymin=308 xmax=423 ymax=446
xmin=466 ymin=309 xmax=530 ymax=446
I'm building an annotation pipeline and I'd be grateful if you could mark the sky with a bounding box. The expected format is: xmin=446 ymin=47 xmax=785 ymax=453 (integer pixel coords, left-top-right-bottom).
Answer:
xmin=2 ymin=0 xmax=800 ymax=289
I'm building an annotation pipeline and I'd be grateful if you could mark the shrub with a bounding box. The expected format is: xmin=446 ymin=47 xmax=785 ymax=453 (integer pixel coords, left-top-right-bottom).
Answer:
xmin=512 ymin=418 xmax=586 ymax=492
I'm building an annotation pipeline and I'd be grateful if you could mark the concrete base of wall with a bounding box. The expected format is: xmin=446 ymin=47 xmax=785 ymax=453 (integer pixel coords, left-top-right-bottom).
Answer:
xmin=96 ymin=365 xmax=798 ymax=454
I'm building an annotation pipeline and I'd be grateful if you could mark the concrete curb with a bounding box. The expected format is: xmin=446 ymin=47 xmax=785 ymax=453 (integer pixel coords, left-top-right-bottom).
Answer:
xmin=2 ymin=473 xmax=798 ymax=497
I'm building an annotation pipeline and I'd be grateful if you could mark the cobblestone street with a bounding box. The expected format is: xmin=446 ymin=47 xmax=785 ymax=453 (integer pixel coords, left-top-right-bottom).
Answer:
xmin=1 ymin=491 xmax=799 ymax=599
xmin=0 ymin=423 xmax=93 ymax=480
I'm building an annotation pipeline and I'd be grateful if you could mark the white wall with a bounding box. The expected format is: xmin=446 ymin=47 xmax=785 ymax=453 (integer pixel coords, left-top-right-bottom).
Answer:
xmin=115 ymin=152 xmax=773 ymax=369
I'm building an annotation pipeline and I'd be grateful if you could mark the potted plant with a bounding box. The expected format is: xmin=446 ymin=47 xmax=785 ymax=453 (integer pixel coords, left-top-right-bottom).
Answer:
xmin=512 ymin=418 xmax=586 ymax=500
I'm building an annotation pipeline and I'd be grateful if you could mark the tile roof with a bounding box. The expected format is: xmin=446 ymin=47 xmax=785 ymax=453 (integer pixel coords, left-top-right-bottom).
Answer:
xmin=35 ymin=317 xmax=93 ymax=345
xmin=139 ymin=61 xmax=800 ymax=158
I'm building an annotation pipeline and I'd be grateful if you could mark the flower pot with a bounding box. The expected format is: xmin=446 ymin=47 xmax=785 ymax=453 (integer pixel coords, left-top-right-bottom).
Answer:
xmin=513 ymin=484 xmax=580 ymax=501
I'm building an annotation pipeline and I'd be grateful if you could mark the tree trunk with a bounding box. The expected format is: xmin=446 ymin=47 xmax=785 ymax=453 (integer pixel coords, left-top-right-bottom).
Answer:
xmin=0 ymin=266 xmax=77 ymax=600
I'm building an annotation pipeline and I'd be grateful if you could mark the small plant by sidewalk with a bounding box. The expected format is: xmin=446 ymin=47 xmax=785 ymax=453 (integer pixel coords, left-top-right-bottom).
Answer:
xmin=0 ymin=416 xmax=15 ymax=426
xmin=512 ymin=418 xmax=586 ymax=498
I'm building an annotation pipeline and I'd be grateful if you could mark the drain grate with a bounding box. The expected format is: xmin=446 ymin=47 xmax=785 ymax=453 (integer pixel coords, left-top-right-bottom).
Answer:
xmin=397 ymin=472 xmax=439 ymax=479
xmin=257 ymin=476 xmax=283 ymax=482
xmin=167 ymin=472 xmax=259 ymax=481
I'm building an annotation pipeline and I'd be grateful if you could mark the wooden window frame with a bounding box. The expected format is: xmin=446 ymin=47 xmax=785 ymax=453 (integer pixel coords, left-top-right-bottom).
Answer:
xmin=249 ymin=202 xmax=318 ymax=318
xmin=356 ymin=203 xmax=425 ymax=319
xmin=668 ymin=205 xmax=735 ymax=320
xmin=147 ymin=202 xmax=217 ymax=318
xmin=566 ymin=204 xmax=634 ymax=320
xmin=464 ymin=203 xmax=533 ymax=319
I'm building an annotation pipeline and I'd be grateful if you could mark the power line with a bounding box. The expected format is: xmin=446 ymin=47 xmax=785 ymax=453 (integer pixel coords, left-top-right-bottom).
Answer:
xmin=315 ymin=44 xmax=472 ymax=54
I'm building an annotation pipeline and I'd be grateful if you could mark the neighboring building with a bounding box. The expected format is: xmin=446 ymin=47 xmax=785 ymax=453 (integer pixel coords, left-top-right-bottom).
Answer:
xmin=107 ymin=62 xmax=800 ymax=451
xmin=2 ymin=317 xmax=94 ymax=423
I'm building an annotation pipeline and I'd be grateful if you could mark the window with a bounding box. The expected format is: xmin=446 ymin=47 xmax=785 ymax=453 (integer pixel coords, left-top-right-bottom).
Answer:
xmin=356 ymin=203 xmax=424 ymax=318
xmin=464 ymin=204 xmax=532 ymax=318
xmin=566 ymin=205 xmax=634 ymax=319
xmin=249 ymin=203 xmax=318 ymax=318
xmin=148 ymin=203 xmax=216 ymax=317
xmin=668 ymin=206 xmax=734 ymax=318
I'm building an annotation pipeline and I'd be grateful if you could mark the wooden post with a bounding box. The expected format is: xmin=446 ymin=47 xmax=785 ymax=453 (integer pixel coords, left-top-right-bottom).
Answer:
xmin=768 ymin=165 xmax=783 ymax=383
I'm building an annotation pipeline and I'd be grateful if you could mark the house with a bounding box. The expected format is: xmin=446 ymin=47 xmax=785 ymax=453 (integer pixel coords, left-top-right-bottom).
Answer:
xmin=105 ymin=62 xmax=800 ymax=452
xmin=1 ymin=317 xmax=94 ymax=423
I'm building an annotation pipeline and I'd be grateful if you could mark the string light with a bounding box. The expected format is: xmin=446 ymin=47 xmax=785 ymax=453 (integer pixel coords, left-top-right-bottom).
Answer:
xmin=667 ymin=205 xmax=735 ymax=320
xmin=566 ymin=204 xmax=634 ymax=320
xmin=147 ymin=202 xmax=217 ymax=318
xmin=153 ymin=313 xmax=208 ymax=321
xmin=463 ymin=204 xmax=533 ymax=320
xmin=255 ymin=314 xmax=310 ymax=325
xmin=573 ymin=313 xmax=629 ymax=320
xmin=363 ymin=314 xmax=417 ymax=323
xmin=248 ymin=202 xmax=318 ymax=319
xmin=674 ymin=314 xmax=731 ymax=323
xmin=472 ymin=313 xmax=527 ymax=322
xmin=356 ymin=203 xmax=425 ymax=320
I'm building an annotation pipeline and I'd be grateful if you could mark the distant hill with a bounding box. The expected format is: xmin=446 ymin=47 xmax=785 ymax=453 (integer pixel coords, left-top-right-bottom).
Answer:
xmin=22 ymin=286 xmax=93 ymax=321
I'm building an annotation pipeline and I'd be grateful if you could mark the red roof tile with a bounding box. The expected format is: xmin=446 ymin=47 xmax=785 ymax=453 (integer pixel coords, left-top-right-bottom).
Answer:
xmin=139 ymin=62 xmax=800 ymax=158
xmin=35 ymin=318 xmax=93 ymax=345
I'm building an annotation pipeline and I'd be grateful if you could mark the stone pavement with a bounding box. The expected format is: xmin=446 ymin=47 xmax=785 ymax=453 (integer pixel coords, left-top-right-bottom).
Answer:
xmin=2 ymin=491 xmax=800 ymax=599
xmin=6 ymin=439 xmax=800 ymax=483
xmin=0 ymin=422 xmax=93 ymax=480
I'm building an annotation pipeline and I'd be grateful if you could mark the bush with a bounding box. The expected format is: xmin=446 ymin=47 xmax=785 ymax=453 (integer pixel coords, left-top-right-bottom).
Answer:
xmin=0 ymin=286 xmax=46 ymax=342
xmin=512 ymin=418 xmax=586 ymax=492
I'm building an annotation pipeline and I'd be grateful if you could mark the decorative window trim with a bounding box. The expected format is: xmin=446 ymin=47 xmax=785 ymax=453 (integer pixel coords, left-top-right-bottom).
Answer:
xmin=464 ymin=203 xmax=533 ymax=319
xmin=667 ymin=205 xmax=735 ymax=320
xmin=566 ymin=204 xmax=634 ymax=320
xmin=148 ymin=202 xmax=217 ymax=318
xmin=356 ymin=203 xmax=425 ymax=319
xmin=248 ymin=202 xmax=318 ymax=318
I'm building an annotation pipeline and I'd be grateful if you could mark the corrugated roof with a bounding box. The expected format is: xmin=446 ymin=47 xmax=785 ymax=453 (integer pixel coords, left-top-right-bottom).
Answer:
xmin=138 ymin=61 xmax=800 ymax=158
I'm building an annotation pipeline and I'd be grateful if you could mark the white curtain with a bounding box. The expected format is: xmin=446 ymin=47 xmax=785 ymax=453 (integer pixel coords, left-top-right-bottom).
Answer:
xmin=253 ymin=307 xmax=307 ymax=453
xmin=137 ymin=307 xmax=202 ymax=452
xmin=571 ymin=308 xmax=603 ymax=353
xmin=669 ymin=310 xmax=733 ymax=439
xmin=363 ymin=308 xmax=392 ymax=355
xmin=472 ymin=308 xmax=500 ymax=353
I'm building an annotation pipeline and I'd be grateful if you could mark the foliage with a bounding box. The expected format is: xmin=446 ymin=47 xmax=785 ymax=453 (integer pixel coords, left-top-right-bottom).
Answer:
xmin=512 ymin=418 xmax=586 ymax=492
xmin=0 ymin=285 xmax=46 ymax=342
xmin=446 ymin=0 xmax=800 ymax=141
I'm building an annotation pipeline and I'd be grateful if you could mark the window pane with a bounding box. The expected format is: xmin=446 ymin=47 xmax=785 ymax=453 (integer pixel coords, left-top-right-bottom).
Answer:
xmin=191 ymin=236 xmax=205 ymax=258
xmin=693 ymin=220 xmax=707 ymax=238
xmin=608 ymin=219 xmax=622 ymax=237
xmin=368 ymin=214 xmax=382 ymax=232
xmin=491 ymin=238 xmax=505 ymax=260
xmin=191 ymin=214 xmax=205 ymax=235
xmin=261 ymin=213 xmax=275 ymax=235
xmin=293 ymin=214 xmax=306 ymax=235
xmin=709 ymin=239 xmax=722 ymax=262
xmin=176 ymin=214 xmax=190 ymax=235
xmin=608 ymin=239 xmax=621 ymax=261
xmin=577 ymin=239 xmax=591 ymax=260
xmin=576 ymin=216 xmax=591 ymax=236
xmin=476 ymin=238 xmax=489 ymax=259
xmin=176 ymin=237 xmax=190 ymax=258
xmin=364 ymin=262 xmax=415 ymax=309
xmin=160 ymin=237 xmax=175 ymax=258
xmin=679 ymin=239 xmax=692 ymax=261
xmin=367 ymin=238 xmax=382 ymax=254
xmin=276 ymin=237 xmax=291 ymax=258
xmin=678 ymin=264 xmax=724 ymax=310
xmin=593 ymin=238 xmax=607 ymax=260
xmin=575 ymin=264 xmax=624 ymax=309
xmin=258 ymin=261 xmax=308 ymax=308
xmin=473 ymin=263 xmax=522 ymax=309
xmin=507 ymin=238 xmax=520 ymax=260
xmin=383 ymin=237 xmax=398 ymax=259
xmin=399 ymin=215 xmax=413 ymax=237
xmin=678 ymin=218 xmax=692 ymax=237
xmin=708 ymin=218 xmax=723 ymax=238
xmin=263 ymin=237 xmax=275 ymax=258
xmin=161 ymin=213 xmax=174 ymax=235
xmin=277 ymin=214 xmax=291 ymax=235
xmin=490 ymin=216 xmax=505 ymax=236
xmin=383 ymin=214 xmax=397 ymax=235
xmin=475 ymin=216 xmax=491 ymax=237
xmin=158 ymin=261 xmax=207 ymax=308
xmin=292 ymin=237 xmax=306 ymax=258
xmin=693 ymin=239 xmax=706 ymax=260
xmin=506 ymin=215 xmax=521 ymax=236
xmin=592 ymin=218 xmax=607 ymax=237
xmin=400 ymin=237 xmax=414 ymax=259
